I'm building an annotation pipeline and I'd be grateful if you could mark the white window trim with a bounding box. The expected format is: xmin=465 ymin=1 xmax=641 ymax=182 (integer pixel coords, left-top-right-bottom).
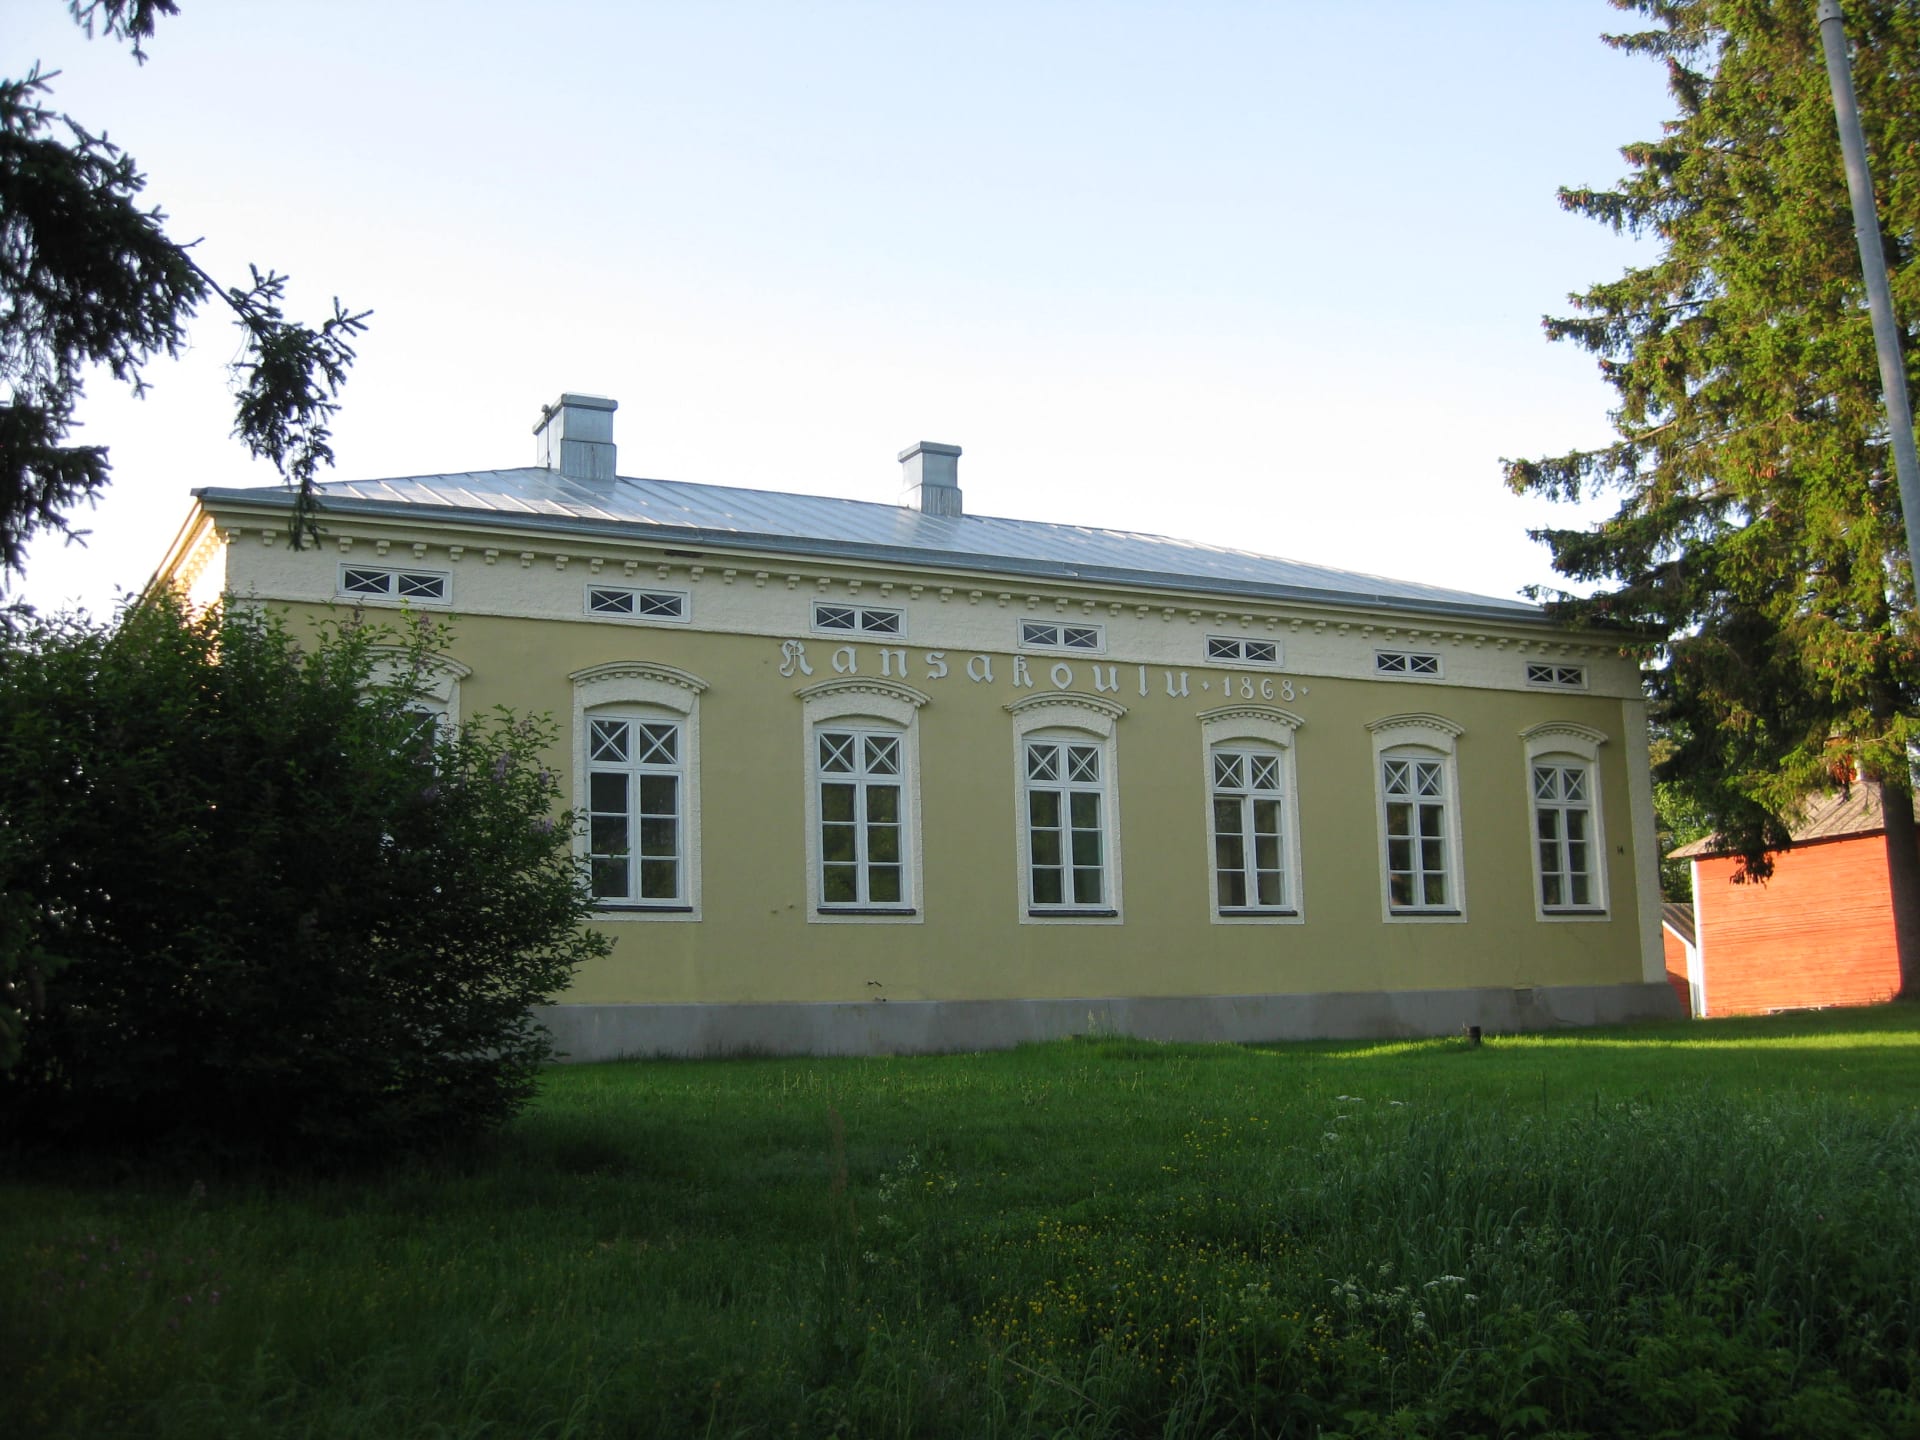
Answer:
xmin=811 ymin=601 xmax=907 ymax=640
xmin=798 ymin=677 xmax=928 ymax=925
xmin=1524 ymin=662 xmax=1588 ymax=691
xmin=1373 ymin=649 xmax=1443 ymax=679
xmin=1008 ymin=692 xmax=1126 ymax=925
xmin=366 ymin=646 xmax=470 ymax=726
xmin=336 ymin=563 xmax=452 ymax=607
xmin=1198 ymin=705 xmax=1306 ymax=925
xmin=583 ymin=584 xmax=690 ymax=625
xmin=1368 ymin=712 xmax=1467 ymax=923
xmin=570 ymin=661 xmax=708 ymax=922
xmin=1204 ymin=635 xmax=1283 ymax=668
xmin=1521 ymin=721 xmax=1610 ymax=921
xmin=1017 ymin=619 xmax=1107 ymax=655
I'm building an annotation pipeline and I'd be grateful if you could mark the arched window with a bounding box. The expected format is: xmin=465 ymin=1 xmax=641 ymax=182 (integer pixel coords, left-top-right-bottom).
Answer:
xmin=1521 ymin=722 xmax=1610 ymax=918
xmin=797 ymin=678 xmax=928 ymax=922
xmin=1008 ymin=692 xmax=1127 ymax=922
xmin=571 ymin=662 xmax=707 ymax=918
xmin=1368 ymin=713 xmax=1466 ymax=922
xmin=1198 ymin=705 xmax=1304 ymax=922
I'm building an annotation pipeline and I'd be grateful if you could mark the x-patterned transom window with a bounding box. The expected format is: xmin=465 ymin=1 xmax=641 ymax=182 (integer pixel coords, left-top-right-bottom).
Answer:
xmin=587 ymin=715 xmax=683 ymax=903
xmin=817 ymin=729 xmax=907 ymax=906
xmin=1382 ymin=755 xmax=1451 ymax=910
xmin=1211 ymin=748 xmax=1289 ymax=911
xmin=1533 ymin=762 xmax=1598 ymax=910
xmin=1025 ymin=739 xmax=1107 ymax=908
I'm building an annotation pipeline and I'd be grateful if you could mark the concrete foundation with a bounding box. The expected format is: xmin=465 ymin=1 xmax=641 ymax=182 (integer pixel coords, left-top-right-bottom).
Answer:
xmin=535 ymin=982 xmax=1685 ymax=1061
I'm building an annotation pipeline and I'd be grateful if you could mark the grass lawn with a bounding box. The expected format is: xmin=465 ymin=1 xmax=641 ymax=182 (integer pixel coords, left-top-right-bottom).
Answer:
xmin=6 ymin=1006 xmax=1919 ymax=1437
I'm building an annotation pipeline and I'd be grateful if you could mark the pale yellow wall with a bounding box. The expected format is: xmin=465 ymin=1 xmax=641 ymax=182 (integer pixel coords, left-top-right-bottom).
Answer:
xmin=255 ymin=600 xmax=1650 ymax=1007
xmin=183 ymin=499 xmax=1655 ymax=1007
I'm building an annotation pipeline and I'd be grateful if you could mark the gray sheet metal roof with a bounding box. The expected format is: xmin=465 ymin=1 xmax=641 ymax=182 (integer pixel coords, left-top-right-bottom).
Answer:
xmin=199 ymin=466 xmax=1546 ymax=624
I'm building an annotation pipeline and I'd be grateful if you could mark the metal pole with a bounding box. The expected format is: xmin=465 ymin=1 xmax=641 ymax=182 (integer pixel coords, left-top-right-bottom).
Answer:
xmin=1816 ymin=0 xmax=1920 ymax=590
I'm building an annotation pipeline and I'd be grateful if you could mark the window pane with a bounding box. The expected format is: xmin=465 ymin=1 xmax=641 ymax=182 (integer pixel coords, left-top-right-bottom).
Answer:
xmin=820 ymin=733 xmax=855 ymax=772
xmin=866 ymin=784 xmax=900 ymax=824
xmin=821 ymin=822 xmax=857 ymax=864
xmin=865 ymin=736 xmax=900 ymax=775
xmin=1255 ymin=871 xmax=1284 ymax=907
xmin=342 ymin=568 xmax=390 ymax=594
xmin=1542 ymin=872 xmax=1564 ymax=908
xmin=1029 ymin=789 xmax=1061 ymax=828
xmin=1027 ymin=745 xmax=1059 ymax=781
xmin=1030 ymin=866 xmax=1063 ymax=905
xmin=820 ymin=782 xmax=856 ymax=822
xmin=1063 ymin=626 xmax=1099 ymax=649
xmin=590 ymin=815 xmax=628 ymax=855
xmin=591 ymin=857 xmax=628 ymax=899
xmin=638 ymin=592 xmax=683 ymax=618
xmin=1249 ymin=757 xmax=1280 ymax=791
xmin=822 ymin=863 xmax=858 ymax=903
xmin=1422 ymin=873 xmax=1448 ymax=905
xmin=869 ymin=865 xmax=901 ymax=903
xmin=589 ymin=720 xmax=629 ymax=762
xmin=638 ymin=773 xmax=677 ymax=815
xmin=1067 ymin=747 xmax=1099 ymax=782
xmin=1213 ymin=753 xmax=1241 ymax=789
xmin=1215 ymin=832 xmax=1245 ymax=875
xmin=1389 ymin=872 xmax=1413 ymax=906
xmin=589 ymin=772 xmax=628 ymax=812
xmin=639 ymin=816 xmax=677 ymax=857
xmin=1068 ymin=791 xmax=1101 ymax=829
xmin=1207 ymin=637 xmax=1237 ymax=660
xmin=1021 ymin=622 xmax=1054 ymax=646
xmin=1070 ymin=826 xmax=1102 ymax=869
xmin=1072 ymin=867 xmax=1103 ymax=904
xmin=1030 ymin=827 xmax=1062 ymax=867
xmin=1570 ymin=874 xmax=1592 ymax=907
xmin=816 ymin=605 xmax=856 ymax=630
xmin=868 ymin=824 xmax=900 ymax=864
xmin=397 ymin=573 xmax=445 ymax=599
xmin=1388 ymin=837 xmax=1412 ymax=872
xmin=1246 ymin=640 xmax=1277 ymax=663
xmin=1386 ymin=802 xmax=1411 ymax=839
xmin=639 ymin=858 xmax=678 ymax=899
xmin=1254 ymin=833 xmax=1282 ymax=872
xmin=1218 ymin=869 xmax=1247 ymax=908
xmin=638 ymin=724 xmax=678 ymax=764
xmin=589 ymin=588 xmax=635 ymax=614
xmin=861 ymin=609 xmax=902 ymax=635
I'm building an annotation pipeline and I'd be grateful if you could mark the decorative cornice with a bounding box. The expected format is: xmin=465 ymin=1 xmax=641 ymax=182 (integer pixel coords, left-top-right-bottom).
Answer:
xmin=1196 ymin=704 xmax=1304 ymax=732
xmin=1366 ymin=711 xmax=1465 ymax=740
xmin=794 ymin=676 xmax=930 ymax=709
xmin=368 ymin=645 xmax=472 ymax=680
xmin=570 ymin=661 xmax=709 ymax=694
xmin=1004 ymin=691 xmax=1128 ymax=721
xmin=1520 ymin=721 xmax=1609 ymax=747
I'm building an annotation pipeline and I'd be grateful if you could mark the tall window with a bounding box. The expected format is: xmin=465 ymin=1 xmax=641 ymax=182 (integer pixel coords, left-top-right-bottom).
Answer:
xmin=1009 ymin=692 xmax=1126 ymax=921
xmin=571 ymin=662 xmax=707 ymax=919
xmin=817 ymin=728 xmax=907 ymax=907
xmin=586 ymin=716 xmax=683 ymax=903
xmin=797 ymin=677 xmax=927 ymax=921
xmin=1211 ymin=747 xmax=1289 ymax=911
xmin=1521 ymin=723 xmax=1609 ymax=919
xmin=1368 ymin=714 xmax=1465 ymax=921
xmin=1532 ymin=762 xmax=1596 ymax=909
xmin=1025 ymin=739 xmax=1107 ymax=908
xmin=1382 ymin=754 xmax=1451 ymax=910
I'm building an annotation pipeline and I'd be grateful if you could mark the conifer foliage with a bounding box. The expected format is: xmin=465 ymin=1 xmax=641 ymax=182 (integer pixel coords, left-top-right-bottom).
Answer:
xmin=1 ymin=2 xmax=364 ymax=579
xmin=1506 ymin=0 xmax=1920 ymax=993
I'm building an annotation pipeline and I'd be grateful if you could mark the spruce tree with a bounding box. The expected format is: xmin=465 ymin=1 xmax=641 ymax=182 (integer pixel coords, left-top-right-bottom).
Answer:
xmin=1506 ymin=0 xmax=1920 ymax=995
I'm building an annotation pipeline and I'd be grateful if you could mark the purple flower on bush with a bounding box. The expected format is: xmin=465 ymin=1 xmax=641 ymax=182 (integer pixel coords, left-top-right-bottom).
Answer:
xmin=492 ymin=754 xmax=510 ymax=782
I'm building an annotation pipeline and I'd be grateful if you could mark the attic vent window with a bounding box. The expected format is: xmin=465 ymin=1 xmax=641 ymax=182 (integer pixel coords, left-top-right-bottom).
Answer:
xmin=1526 ymin=662 xmax=1587 ymax=690
xmin=1375 ymin=650 xmax=1440 ymax=678
xmin=1207 ymin=635 xmax=1279 ymax=666
xmin=814 ymin=602 xmax=903 ymax=636
xmin=340 ymin=565 xmax=448 ymax=604
xmin=588 ymin=587 xmax=687 ymax=622
xmin=1021 ymin=620 xmax=1103 ymax=652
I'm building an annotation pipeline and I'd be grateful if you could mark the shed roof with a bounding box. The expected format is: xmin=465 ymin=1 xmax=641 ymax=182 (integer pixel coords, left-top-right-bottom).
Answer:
xmin=1661 ymin=901 xmax=1696 ymax=946
xmin=197 ymin=466 xmax=1548 ymax=625
xmin=1668 ymin=788 xmax=1889 ymax=860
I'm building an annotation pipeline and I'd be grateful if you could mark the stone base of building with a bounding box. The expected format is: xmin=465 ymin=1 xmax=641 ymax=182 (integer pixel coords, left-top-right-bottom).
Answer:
xmin=535 ymin=983 xmax=1685 ymax=1061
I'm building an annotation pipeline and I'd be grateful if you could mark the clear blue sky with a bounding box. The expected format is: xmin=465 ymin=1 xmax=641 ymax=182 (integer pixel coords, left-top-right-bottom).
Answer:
xmin=15 ymin=0 xmax=1678 ymax=617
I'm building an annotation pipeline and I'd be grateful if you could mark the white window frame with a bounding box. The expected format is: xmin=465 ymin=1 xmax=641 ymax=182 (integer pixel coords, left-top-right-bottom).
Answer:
xmin=1521 ymin=722 xmax=1610 ymax=920
xmin=1199 ymin=706 xmax=1305 ymax=924
xmin=1205 ymin=635 xmax=1282 ymax=667
xmin=337 ymin=563 xmax=451 ymax=606
xmin=812 ymin=601 xmax=905 ymax=639
xmin=1018 ymin=619 xmax=1106 ymax=654
xmin=1374 ymin=649 xmax=1441 ymax=679
xmin=1368 ymin=713 xmax=1467 ymax=923
xmin=570 ymin=662 xmax=708 ymax=921
xmin=366 ymin=646 xmax=469 ymax=727
xmin=1525 ymin=662 xmax=1588 ymax=691
xmin=584 ymin=585 xmax=690 ymax=625
xmin=1008 ymin=692 xmax=1126 ymax=924
xmin=798 ymin=678 xmax=927 ymax=924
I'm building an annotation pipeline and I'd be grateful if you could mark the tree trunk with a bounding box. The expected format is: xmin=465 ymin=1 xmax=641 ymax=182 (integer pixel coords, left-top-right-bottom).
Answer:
xmin=1878 ymin=779 xmax=1920 ymax=1000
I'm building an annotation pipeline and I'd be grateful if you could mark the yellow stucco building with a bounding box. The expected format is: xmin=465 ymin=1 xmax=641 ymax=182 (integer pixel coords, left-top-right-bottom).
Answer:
xmin=152 ymin=394 xmax=1681 ymax=1056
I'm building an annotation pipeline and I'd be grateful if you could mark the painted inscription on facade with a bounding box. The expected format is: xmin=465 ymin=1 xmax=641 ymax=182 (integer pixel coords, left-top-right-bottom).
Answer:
xmin=776 ymin=640 xmax=1308 ymax=702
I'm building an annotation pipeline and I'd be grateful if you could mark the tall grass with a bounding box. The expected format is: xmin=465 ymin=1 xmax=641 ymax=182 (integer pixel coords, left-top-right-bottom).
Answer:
xmin=6 ymin=1007 xmax=1919 ymax=1437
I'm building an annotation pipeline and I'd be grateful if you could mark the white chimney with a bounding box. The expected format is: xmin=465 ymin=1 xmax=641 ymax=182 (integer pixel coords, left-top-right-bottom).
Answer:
xmin=898 ymin=441 xmax=962 ymax=517
xmin=534 ymin=394 xmax=618 ymax=480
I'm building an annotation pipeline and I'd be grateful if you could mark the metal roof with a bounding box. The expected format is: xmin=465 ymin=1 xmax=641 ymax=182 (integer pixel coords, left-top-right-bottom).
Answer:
xmin=198 ymin=466 xmax=1547 ymax=624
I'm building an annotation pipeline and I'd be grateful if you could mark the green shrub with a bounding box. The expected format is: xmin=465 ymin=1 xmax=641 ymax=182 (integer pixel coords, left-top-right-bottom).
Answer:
xmin=0 ymin=594 xmax=608 ymax=1160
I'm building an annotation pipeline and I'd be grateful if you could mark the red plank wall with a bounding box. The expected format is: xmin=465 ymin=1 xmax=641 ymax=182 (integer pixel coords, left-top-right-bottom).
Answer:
xmin=1660 ymin=929 xmax=1691 ymax=1012
xmin=1695 ymin=832 xmax=1907 ymax=1015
